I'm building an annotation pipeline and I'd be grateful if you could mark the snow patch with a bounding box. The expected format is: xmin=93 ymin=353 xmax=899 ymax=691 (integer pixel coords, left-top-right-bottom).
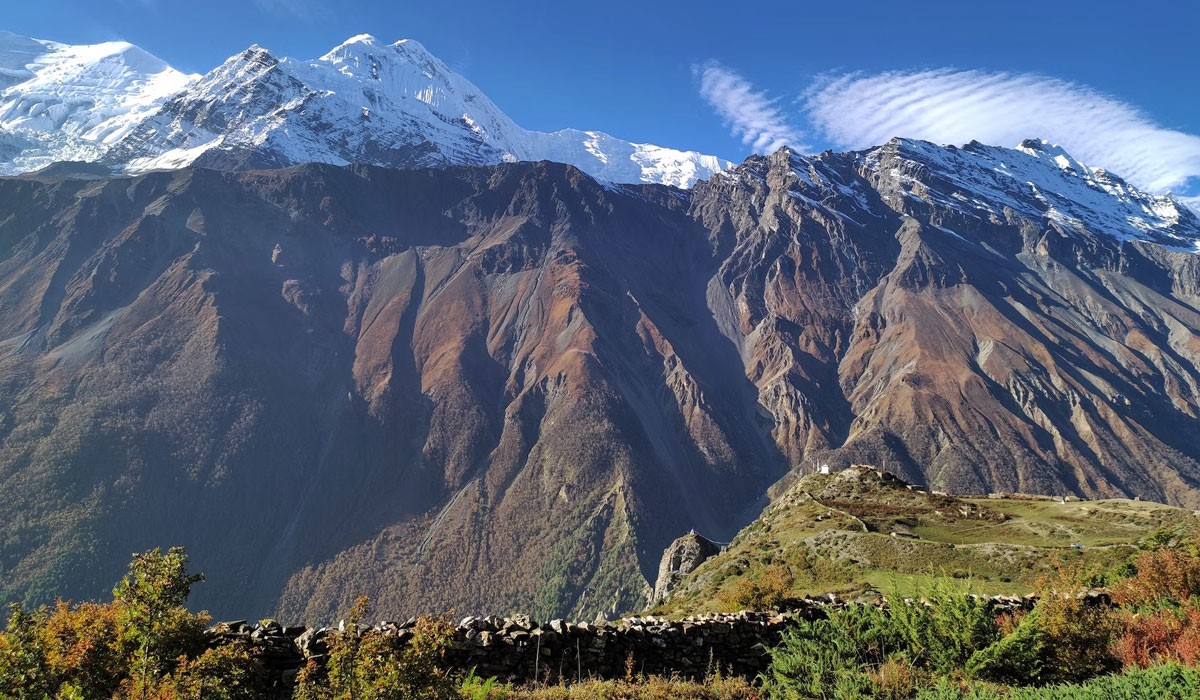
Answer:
xmin=861 ymin=137 xmax=1200 ymax=251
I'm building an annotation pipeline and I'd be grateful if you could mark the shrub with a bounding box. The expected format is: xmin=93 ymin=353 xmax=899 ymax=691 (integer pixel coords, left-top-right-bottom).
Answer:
xmin=1112 ymin=548 xmax=1200 ymax=608
xmin=888 ymin=583 xmax=999 ymax=674
xmin=760 ymin=604 xmax=903 ymax=699
xmin=143 ymin=643 xmax=266 ymax=700
xmin=730 ymin=564 xmax=794 ymax=610
xmin=40 ymin=600 xmax=125 ymax=698
xmin=1028 ymin=561 xmax=1120 ymax=684
xmin=964 ymin=609 xmax=1045 ymax=685
xmin=1034 ymin=594 xmax=1119 ymax=683
xmin=0 ymin=600 xmax=130 ymax=699
xmin=869 ymin=657 xmax=926 ymax=700
xmin=0 ymin=602 xmax=54 ymax=699
xmin=914 ymin=663 xmax=1200 ymax=699
xmin=294 ymin=597 xmax=457 ymax=700
xmin=763 ymin=582 xmax=1109 ymax=698
xmin=1113 ymin=606 xmax=1200 ymax=669
xmin=463 ymin=675 xmax=757 ymax=699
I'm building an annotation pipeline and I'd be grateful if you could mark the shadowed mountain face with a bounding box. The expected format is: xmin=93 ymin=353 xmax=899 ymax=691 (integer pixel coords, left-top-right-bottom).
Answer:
xmin=1 ymin=138 xmax=1199 ymax=622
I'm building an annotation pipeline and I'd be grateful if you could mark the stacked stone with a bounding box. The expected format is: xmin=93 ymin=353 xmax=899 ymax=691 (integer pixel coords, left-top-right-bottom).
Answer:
xmin=206 ymin=593 xmax=1071 ymax=689
xmin=442 ymin=609 xmax=803 ymax=682
xmin=206 ymin=619 xmax=307 ymax=695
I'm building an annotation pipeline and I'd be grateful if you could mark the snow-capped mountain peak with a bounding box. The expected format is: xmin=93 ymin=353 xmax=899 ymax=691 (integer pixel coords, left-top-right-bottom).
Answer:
xmin=319 ymin=35 xmax=440 ymax=83
xmin=1014 ymin=137 xmax=1091 ymax=174
xmin=0 ymin=31 xmax=196 ymax=171
xmin=302 ymin=34 xmax=525 ymax=152
xmin=0 ymin=32 xmax=731 ymax=187
xmin=856 ymin=137 xmax=1200 ymax=250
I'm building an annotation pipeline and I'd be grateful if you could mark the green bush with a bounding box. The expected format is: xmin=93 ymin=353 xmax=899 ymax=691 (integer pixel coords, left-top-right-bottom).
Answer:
xmin=760 ymin=604 xmax=902 ymax=699
xmin=915 ymin=663 xmax=1200 ymax=699
xmin=888 ymin=583 xmax=999 ymax=674
xmin=293 ymin=597 xmax=457 ymax=700
xmin=763 ymin=584 xmax=1058 ymax=698
xmin=0 ymin=602 xmax=55 ymax=699
xmin=964 ymin=610 xmax=1045 ymax=685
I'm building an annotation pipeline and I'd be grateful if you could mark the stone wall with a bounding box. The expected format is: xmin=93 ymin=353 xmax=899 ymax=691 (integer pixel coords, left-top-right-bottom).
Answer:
xmin=209 ymin=594 xmax=1051 ymax=694
xmin=443 ymin=610 xmax=801 ymax=681
xmin=207 ymin=607 xmax=822 ymax=694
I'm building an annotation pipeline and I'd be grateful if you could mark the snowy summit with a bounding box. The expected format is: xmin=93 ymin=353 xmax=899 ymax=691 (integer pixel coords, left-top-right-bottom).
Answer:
xmin=0 ymin=30 xmax=197 ymax=171
xmin=0 ymin=32 xmax=732 ymax=188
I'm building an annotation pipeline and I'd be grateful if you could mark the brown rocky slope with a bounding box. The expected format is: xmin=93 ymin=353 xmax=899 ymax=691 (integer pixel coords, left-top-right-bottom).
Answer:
xmin=0 ymin=138 xmax=1198 ymax=622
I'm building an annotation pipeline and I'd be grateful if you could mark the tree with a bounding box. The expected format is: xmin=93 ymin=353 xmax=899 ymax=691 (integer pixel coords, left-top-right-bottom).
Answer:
xmin=0 ymin=603 xmax=53 ymax=699
xmin=111 ymin=547 xmax=208 ymax=697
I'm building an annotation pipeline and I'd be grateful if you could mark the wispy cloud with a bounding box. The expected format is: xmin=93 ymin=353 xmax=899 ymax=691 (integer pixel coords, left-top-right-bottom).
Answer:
xmin=803 ymin=69 xmax=1200 ymax=200
xmin=251 ymin=0 xmax=327 ymax=22
xmin=695 ymin=61 xmax=808 ymax=154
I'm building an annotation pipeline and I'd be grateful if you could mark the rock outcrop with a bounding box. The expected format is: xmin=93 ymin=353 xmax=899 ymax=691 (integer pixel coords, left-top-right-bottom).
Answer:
xmin=653 ymin=531 xmax=721 ymax=603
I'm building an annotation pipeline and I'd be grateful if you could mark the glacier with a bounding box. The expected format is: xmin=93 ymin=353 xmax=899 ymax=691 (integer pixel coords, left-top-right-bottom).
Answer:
xmin=0 ymin=30 xmax=198 ymax=173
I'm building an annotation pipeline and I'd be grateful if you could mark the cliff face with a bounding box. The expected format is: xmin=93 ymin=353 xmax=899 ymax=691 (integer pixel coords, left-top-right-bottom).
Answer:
xmin=1 ymin=139 xmax=1199 ymax=622
xmin=0 ymin=162 xmax=781 ymax=621
xmin=700 ymin=142 xmax=1200 ymax=504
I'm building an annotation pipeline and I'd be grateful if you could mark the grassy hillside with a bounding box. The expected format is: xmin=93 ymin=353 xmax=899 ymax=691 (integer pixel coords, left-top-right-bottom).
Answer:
xmin=653 ymin=466 xmax=1200 ymax=614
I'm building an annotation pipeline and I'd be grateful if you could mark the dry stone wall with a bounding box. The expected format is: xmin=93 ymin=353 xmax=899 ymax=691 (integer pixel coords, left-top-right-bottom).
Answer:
xmin=208 ymin=593 xmax=1055 ymax=694
xmin=207 ymin=607 xmax=819 ymax=694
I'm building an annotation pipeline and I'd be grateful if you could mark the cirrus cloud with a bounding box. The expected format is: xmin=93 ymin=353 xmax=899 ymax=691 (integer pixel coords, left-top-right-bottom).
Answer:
xmin=695 ymin=61 xmax=809 ymax=154
xmin=694 ymin=63 xmax=1200 ymax=209
xmin=803 ymin=69 xmax=1200 ymax=205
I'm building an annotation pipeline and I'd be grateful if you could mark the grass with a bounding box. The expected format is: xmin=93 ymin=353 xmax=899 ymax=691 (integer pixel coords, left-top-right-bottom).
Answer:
xmin=913 ymin=664 xmax=1200 ymax=699
xmin=460 ymin=677 xmax=757 ymax=699
xmin=930 ymin=497 xmax=1195 ymax=547
xmin=650 ymin=467 xmax=1200 ymax=615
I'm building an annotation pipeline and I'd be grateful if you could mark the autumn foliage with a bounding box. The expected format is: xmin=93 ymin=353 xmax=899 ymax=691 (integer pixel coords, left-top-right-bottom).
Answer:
xmin=293 ymin=596 xmax=457 ymax=700
xmin=0 ymin=547 xmax=261 ymax=700
xmin=1112 ymin=607 xmax=1200 ymax=670
xmin=16 ymin=541 xmax=1200 ymax=698
xmin=1111 ymin=547 xmax=1200 ymax=608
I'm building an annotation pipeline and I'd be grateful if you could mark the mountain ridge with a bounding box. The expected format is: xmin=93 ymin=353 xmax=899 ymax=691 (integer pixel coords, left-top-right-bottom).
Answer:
xmin=2 ymin=133 xmax=1199 ymax=623
xmin=0 ymin=30 xmax=196 ymax=170
xmin=0 ymin=31 xmax=732 ymax=187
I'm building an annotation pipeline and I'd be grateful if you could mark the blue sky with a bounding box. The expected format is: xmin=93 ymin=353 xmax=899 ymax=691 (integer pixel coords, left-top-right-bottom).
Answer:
xmin=6 ymin=0 xmax=1199 ymax=198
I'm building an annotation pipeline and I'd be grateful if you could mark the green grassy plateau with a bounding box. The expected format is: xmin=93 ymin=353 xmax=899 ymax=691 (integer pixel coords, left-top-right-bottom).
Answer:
xmin=653 ymin=465 xmax=1200 ymax=614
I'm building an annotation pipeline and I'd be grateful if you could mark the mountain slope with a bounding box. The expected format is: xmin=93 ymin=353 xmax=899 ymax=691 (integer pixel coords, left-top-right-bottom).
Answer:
xmin=0 ymin=160 xmax=779 ymax=622
xmin=0 ymin=138 xmax=1199 ymax=623
xmin=0 ymin=32 xmax=731 ymax=187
